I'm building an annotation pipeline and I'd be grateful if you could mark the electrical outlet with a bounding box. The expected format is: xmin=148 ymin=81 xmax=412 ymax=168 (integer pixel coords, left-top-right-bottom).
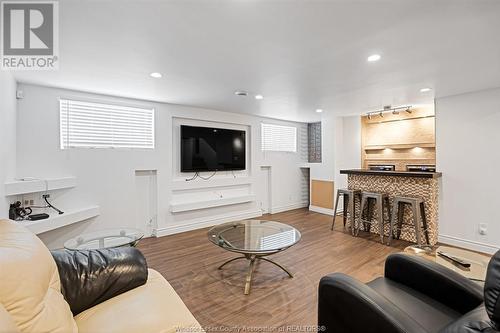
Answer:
xmin=478 ymin=223 xmax=488 ymax=236
xmin=29 ymin=199 xmax=34 ymax=206
xmin=24 ymin=200 xmax=29 ymax=206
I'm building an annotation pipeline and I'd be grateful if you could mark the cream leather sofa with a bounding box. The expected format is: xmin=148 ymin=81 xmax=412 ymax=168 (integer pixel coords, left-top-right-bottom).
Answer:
xmin=0 ymin=219 xmax=204 ymax=333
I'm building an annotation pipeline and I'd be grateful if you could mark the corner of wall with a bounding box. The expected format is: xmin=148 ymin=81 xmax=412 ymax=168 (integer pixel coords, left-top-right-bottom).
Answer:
xmin=0 ymin=71 xmax=17 ymax=218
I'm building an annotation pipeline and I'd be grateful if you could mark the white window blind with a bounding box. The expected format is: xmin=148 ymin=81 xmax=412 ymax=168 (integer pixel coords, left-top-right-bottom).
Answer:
xmin=59 ymin=99 xmax=155 ymax=149
xmin=261 ymin=123 xmax=297 ymax=152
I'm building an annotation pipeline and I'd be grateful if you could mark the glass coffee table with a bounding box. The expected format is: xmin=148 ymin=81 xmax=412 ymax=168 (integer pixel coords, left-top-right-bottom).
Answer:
xmin=64 ymin=228 xmax=144 ymax=250
xmin=208 ymin=220 xmax=301 ymax=295
xmin=404 ymin=245 xmax=490 ymax=283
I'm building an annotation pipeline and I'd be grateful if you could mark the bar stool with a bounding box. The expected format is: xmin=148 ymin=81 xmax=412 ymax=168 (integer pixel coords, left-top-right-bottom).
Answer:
xmin=389 ymin=196 xmax=430 ymax=246
xmin=331 ymin=189 xmax=361 ymax=235
xmin=357 ymin=191 xmax=392 ymax=244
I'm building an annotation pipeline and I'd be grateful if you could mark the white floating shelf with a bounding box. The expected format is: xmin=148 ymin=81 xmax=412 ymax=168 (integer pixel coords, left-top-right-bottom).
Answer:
xmin=171 ymin=177 xmax=252 ymax=191
xmin=5 ymin=177 xmax=77 ymax=196
xmin=170 ymin=194 xmax=255 ymax=213
xmin=16 ymin=205 xmax=100 ymax=235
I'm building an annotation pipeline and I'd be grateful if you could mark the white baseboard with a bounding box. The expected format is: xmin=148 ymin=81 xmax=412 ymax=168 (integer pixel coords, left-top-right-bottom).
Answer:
xmin=155 ymin=209 xmax=263 ymax=237
xmin=438 ymin=234 xmax=499 ymax=254
xmin=270 ymin=202 xmax=309 ymax=214
xmin=309 ymin=205 xmax=335 ymax=216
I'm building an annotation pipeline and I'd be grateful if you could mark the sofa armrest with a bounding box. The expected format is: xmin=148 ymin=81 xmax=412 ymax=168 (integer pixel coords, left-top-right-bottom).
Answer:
xmin=385 ymin=253 xmax=484 ymax=314
xmin=51 ymin=247 xmax=148 ymax=315
xmin=318 ymin=273 xmax=427 ymax=333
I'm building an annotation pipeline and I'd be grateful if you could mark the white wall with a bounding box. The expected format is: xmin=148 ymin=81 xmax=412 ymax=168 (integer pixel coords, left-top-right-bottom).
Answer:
xmin=309 ymin=115 xmax=361 ymax=214
xmin=14 ymin=84 xmax=308 ymax=249
xmin=0 ymin=72 xmax=17 ymax=218
xmin=335 ymin=116 xmax=362 ymax=192
xmin=436 ymin=87 xmax=500 ymax=254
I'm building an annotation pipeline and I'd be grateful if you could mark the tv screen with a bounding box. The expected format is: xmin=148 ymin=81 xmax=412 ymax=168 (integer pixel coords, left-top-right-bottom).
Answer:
xmin=181 ymin=125 xmax=246 ymax=172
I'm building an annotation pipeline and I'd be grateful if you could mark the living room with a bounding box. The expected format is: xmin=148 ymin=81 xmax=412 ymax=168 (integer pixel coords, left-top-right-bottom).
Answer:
xmin=1 ymin=1 xmax=500 ymax=333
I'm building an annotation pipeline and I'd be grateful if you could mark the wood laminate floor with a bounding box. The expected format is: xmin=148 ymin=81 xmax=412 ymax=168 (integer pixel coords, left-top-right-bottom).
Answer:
xmin=138 ymin=208 xmax=410 ymax=329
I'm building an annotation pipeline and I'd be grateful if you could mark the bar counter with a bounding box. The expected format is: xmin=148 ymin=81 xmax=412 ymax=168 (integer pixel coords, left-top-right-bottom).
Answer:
xmin=340 ymin=169 xmax=441 ymax=245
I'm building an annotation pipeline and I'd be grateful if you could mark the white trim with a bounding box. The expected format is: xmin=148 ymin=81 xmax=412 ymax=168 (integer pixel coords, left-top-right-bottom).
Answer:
xmin=270 ymin=202 xmax=308 ymax=214
xmin=309 ymin=205 xmax=335 ymax=216
xmin=155 ymin=209 xmax=262 ymax=237
xmin=438 ymin=234 xmax=499 ymax=254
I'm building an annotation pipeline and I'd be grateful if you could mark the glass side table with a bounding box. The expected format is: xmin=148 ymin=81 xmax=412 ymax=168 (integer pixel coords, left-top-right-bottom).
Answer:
xmin=64 ymin=228 xmax=144 ymax=250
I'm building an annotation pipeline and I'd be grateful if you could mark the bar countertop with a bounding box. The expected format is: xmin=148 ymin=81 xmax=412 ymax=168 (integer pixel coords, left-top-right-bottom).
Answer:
xmin=340 ymin=169 xmax=442 ymax=178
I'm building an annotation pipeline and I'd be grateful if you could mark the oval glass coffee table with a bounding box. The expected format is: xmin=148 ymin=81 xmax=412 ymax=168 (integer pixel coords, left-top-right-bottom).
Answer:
xmin=208 ymin=220 xmax=301 ymax=295
xmin=64 ymin=228 xmax=144 ymax=250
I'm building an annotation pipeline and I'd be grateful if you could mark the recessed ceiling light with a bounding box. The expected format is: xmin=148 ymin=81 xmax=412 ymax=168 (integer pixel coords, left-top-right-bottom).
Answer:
xmin=316 ymin=109 xmax=323 ymax=113
xmin=150 ymin=72 xmax=162 ymax=78
xmin=255 ymin=94 xmax=264 ymax=100
xmin=420 ymin=87 xmax=432 ymax=93
xmin=367 ymin=54 xmax=381 ymax=62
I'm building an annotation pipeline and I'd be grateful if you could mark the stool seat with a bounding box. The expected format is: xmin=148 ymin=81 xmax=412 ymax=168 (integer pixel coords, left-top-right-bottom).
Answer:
xmin=337 ymin=189 xmax=361 ymax=195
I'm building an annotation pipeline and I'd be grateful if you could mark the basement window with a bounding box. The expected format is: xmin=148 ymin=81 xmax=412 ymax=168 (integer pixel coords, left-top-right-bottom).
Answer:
xmin=261 ymin=123 xmax=297 ymax=152
xmin=59 ymin=99 xmax=155 ymax=149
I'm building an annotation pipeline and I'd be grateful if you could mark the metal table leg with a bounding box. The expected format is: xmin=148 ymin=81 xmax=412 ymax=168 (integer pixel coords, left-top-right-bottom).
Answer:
xmin=244 ymin=256 xmax=257 ymax=295
xmin=217 ymin=256 xmax=246 ymax=270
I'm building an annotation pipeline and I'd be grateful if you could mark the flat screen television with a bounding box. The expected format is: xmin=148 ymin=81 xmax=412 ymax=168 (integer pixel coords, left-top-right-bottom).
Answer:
xmin=181 ymin=125 xmax=246 ymax=172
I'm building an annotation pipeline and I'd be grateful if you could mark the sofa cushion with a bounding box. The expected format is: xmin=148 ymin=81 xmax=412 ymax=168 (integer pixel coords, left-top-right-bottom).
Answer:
xmin=0 ymin=219 xmax=77 ymax=332
xmin=368 ymin=277 xmax=461 ymax=333
xmin=439 ymin=305 xmax=499 ymax=333
xmin=0 ymin=303 xmax=20 ymax=333
xmin=74 ymin=269 xmax=203 ymax=333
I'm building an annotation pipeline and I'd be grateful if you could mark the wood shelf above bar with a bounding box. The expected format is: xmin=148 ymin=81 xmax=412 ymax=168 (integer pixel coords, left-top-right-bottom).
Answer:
xmin=340 ymin=169 xmax=442 ymax=178
xmin=364 ymin=143 xmax=435 ymax=150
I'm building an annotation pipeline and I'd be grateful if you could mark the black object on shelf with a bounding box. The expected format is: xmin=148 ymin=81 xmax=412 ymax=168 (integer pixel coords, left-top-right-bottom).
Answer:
xmin=437 ymin=251 xmax=471 ymax=268
xmin=368 ymin=164 xmax=396 ymax=171
xmin=28 ymin=213 xmax=50 ymax=221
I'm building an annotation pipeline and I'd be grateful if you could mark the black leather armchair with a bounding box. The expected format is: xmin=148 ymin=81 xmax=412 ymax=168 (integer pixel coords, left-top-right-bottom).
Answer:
xmin=318 ymin=251 xmax=500 ymax=333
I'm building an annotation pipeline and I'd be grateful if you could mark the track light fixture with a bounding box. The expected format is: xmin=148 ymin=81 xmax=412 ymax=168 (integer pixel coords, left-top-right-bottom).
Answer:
xmin=366 ymin=105 xmax=412 ymax=119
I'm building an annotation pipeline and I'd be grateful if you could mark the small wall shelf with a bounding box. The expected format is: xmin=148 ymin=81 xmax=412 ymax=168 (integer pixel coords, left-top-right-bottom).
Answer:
xmin=16 ymin=205 xmax=100 ymax=235
xmin=171 ymin=177 xmax=252 ymax=191
xmin=5 ymin=177 xmax=77 ymax=196
xmin=170 ymin=194 xmax=255 ymax=213
xmin=364 ymin=143 xmax=435 ymax=150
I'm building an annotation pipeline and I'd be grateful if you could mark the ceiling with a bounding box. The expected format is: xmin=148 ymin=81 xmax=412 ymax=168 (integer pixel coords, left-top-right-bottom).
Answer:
xmin=12 ymin=0 xmax=500 ymax=122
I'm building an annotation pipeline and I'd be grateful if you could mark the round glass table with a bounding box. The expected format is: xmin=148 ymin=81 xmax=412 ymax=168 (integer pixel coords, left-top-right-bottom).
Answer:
xmin=64 ymin=228 xmax=144 ymax=250
xmin=208 ymin=219 xmax=301 ymax=294
xmin=404 ymin=245 xmax=490 ymax=283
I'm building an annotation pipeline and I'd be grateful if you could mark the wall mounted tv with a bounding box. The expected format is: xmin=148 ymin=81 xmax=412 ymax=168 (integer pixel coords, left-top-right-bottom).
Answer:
xmin=181 ymin=125 xmax=246 ymax=172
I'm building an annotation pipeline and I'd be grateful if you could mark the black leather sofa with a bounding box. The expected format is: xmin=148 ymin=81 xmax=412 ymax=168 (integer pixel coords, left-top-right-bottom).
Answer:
xmin=318 ymin=250 xmax=500 ymax=333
